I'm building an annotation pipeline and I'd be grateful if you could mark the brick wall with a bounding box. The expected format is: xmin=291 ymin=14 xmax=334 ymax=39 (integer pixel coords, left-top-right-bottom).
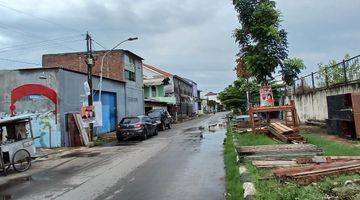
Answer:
xmin=42 ymin=50 xmax=124 ymax=81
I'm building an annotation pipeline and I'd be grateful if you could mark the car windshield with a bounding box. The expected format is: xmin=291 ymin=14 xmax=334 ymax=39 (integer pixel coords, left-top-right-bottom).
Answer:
xmin=147 ymin=111 xmax=161 ymax=118
xmin=121 ymin=117 xmax=140 ymax=124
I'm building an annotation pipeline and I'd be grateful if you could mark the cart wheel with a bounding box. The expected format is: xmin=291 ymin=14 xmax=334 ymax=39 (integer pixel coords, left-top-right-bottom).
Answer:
xmin=12 ymin=149 xmax=31 ymax=172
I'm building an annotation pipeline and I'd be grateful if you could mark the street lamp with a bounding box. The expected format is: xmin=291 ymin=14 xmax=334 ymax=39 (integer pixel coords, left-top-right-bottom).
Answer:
xmin=98 ymin=37 xmax=138 ymax=100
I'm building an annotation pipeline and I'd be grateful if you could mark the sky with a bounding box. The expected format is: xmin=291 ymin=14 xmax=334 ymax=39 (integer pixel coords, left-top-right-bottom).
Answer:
xmin=0 ymin=0 xmax=359 ymax=93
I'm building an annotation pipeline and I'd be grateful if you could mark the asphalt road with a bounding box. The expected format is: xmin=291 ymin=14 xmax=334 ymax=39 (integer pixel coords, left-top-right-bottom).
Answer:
xmin=0 ymin=113 xmax=226 ymax=200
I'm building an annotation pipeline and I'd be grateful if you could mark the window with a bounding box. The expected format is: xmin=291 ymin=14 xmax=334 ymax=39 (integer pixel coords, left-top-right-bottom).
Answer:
xmin=151 ymin=86 xmax=156 ymax=97
xmin=125 ymin=70 xmax=135 ymax=81
xmin=124 ymin=54 xmax=136 ymax=81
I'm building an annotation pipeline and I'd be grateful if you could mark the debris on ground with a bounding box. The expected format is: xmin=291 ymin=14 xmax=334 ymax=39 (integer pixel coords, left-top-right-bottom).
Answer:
xmin=273 ymin=160 xmax=360 ymax=185
xmin=268 ymin=122 xmax=305 ymax=143
xmin=236 ymin=144 xmax=323 ymax=161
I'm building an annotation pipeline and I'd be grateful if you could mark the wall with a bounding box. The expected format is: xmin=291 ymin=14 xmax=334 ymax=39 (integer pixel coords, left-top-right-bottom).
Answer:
xmin=0 ymin=68 xmax=61 ymax=148
xmin=123 ymin=54 xmax=144 ymax=117
xmin=43 ymin=50 xmax=124 ymax=82
xmin=57 ymin=69 xmax=126 ymax=146
xmin=284 ymin=82 xmax=360 ymax=123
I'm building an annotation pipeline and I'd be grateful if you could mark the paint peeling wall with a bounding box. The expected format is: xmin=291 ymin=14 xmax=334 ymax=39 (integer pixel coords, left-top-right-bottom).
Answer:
xmin=284 ymin=82 xmax=360 ymax=122
xmin=0 ymin=68 xmax=61 ymax=148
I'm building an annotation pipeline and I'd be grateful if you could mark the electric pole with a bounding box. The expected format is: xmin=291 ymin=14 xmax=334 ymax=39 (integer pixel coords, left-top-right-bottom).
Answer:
xmin=85 ymin=32 xmax=94 ymax=141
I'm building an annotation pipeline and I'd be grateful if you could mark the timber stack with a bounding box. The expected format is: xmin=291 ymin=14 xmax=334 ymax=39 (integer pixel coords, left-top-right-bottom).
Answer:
xmin=268 ymin=122 xmax=305 ymax=143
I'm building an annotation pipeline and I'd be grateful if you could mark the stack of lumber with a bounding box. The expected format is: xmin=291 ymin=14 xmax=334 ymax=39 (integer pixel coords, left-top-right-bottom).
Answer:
xmin=273 ymin=160 xmax=360 ymax=185
xmin=268 ymin=122 xmax=305 ymax=143
xmin=236 ymin=144 xmax=323 ymax=161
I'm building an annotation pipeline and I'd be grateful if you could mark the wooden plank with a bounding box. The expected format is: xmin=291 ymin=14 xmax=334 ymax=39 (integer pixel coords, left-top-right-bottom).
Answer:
xmin=252 ymin=160 xmax=298 ymax=168
xmin=237 ymin=144 xmax=321 ymax=153
xmin=74 ymin=114 xmax=89 ymax=146
xmin=268 ymin=126 xmax=289 ymax=142
xmin=274 ymin=160 xmax=360 ymax=177
xmin=244 ymin=152 xmax=320 ymax=161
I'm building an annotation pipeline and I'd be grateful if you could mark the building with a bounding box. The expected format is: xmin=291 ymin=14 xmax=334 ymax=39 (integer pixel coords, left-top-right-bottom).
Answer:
xmin=143 ymin=64 xmax=176 ymax=113
xmin=183 ymin=78 xmax=201 ymax=115
xmin=173 ymin=75 xmax=193 ymax=120
xmin=0 ymin=67 xmax=134 ymax=147
xmin=42 ymin=49 xmax=144 ymax=117
xmin=204 ymin=92 xmax=221 ymax=112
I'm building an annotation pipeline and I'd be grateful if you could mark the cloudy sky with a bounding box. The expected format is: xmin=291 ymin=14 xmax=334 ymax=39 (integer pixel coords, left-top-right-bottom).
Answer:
xmin=0 ymin=0 xmax=359 ymax=92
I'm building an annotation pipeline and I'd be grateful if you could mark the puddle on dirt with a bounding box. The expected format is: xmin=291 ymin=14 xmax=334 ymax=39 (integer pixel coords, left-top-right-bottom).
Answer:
xmin=60 ymin=151 xmax=101 ymax=158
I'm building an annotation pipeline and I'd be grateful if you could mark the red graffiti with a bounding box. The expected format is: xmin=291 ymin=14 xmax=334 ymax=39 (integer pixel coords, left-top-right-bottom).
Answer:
xmin=10 ymin=83 xmax=58 ymax=116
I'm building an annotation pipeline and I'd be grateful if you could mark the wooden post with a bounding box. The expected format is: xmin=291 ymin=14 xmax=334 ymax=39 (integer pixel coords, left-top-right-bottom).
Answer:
xmin=290 ymin=100 xmax=298 ymax=129
xmin=249 ymin=104 xmax=255 ymax=132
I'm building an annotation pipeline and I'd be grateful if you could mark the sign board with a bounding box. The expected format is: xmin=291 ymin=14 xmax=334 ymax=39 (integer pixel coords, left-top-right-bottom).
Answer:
xmin=260 ymin=85 xmax=274 ymax=106
xmin=84 ymin=81 xmax=91 ymax=96
xmin=93 ymin=101 xmax=103 ymax=127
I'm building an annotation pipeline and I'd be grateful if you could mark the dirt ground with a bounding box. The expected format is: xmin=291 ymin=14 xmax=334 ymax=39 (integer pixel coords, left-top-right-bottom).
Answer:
xmin=300 ymin=124 xmax=360 ymax=146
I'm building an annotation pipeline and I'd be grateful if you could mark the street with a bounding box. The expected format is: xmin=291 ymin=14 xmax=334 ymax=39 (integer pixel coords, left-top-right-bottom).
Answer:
xmin=0 ymin=113 xmax=226 ymax=200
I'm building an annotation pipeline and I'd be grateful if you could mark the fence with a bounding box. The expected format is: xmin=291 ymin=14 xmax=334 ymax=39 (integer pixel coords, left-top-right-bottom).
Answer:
xmin=286 ymin=55 xmax=360 ymax=95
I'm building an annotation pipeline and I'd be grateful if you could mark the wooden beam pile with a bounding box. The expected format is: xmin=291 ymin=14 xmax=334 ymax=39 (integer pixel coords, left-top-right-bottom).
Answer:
xmin=273 ymin=160 xmax=360 ymax=185
xmin=268 ymin=122 xmax=305 ymax=143
xmin=236 ymin=144 xmax=323 ymax=161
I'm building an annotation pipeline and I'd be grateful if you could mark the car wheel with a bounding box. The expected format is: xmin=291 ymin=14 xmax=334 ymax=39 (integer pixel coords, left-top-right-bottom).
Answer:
xmin=141 ymin=130 xmax=148 ymax=140
xmin=116 ymin=133 xmax=124 ymax=141
xmin=160 ymin=123 xmax=166 ymax=131
xmin=154 ymin=128 xmax=158 ymax=136
xmin=167 ymin=123 xmax=171 ymax=129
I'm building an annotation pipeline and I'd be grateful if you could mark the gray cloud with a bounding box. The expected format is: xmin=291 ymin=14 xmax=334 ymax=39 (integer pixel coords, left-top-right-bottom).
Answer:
xmin=0 ymin=0 xmax=359 ymax=92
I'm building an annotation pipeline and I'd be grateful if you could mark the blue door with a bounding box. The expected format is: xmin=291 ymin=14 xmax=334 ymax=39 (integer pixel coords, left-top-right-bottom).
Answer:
xmin=94 ymin=91 xmax=117 ymax=134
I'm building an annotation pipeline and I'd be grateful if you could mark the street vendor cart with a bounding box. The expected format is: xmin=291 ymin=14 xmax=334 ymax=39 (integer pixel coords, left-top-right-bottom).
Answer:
xmin=0 ymin=114 xmax=36 ymax=175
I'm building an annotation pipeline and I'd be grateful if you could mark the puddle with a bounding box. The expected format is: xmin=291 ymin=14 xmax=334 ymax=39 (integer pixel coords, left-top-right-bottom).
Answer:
xmin=60 ymin=151 xmax=101 ymax=158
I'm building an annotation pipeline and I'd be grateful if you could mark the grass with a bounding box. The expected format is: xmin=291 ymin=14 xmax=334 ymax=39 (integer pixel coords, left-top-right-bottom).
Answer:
xmin=224 ymin=125 xmax=243 ymax=200
xmin=224 ymin=123 xmax=360 ymax=200
xmin=302 ymin=132 xmax=360 ymax=156
xmin=234 ymin=132 xmax=282 ymax=146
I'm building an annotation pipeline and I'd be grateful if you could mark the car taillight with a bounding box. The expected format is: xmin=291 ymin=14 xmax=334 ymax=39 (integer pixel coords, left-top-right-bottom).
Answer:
xmin=135 ymin=123 xmax=144 ymax=128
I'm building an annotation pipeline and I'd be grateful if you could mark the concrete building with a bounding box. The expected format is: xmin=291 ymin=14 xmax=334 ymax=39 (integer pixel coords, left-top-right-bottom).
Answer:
xmin=173 ymin=75 xmax=193 ymax=120
xmin=42 ymin=49 xmax=144 ymax=117
xmin=143 ymin=64 xmax=176 ymax=113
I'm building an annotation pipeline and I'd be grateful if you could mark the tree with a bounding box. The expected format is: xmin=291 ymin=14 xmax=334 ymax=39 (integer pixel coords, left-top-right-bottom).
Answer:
xmin=232 ymin=0 xmax=304 ymax=85
xmin=219 ymin=77 xmax=260 ymax=112
xmin=219 ymin=77 xmax=286 ymax=112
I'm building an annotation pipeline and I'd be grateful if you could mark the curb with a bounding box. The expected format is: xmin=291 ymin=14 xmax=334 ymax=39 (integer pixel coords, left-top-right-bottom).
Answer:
xmin=232 ymin=134 xmax=256 ymax=200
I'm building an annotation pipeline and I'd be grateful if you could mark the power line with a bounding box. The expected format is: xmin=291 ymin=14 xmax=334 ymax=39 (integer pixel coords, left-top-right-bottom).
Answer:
xmin=0 ymin=22 xmax=81 ymax=52
xmin=91 ymin=39 xmax=107 ymax=50
xmin=0 ymin=1 xmax=82 ymax=33
xmin=0 ymin=57 xmax=41 ymax=65
xmin=0 ymin=34 xmax=82 ymax=52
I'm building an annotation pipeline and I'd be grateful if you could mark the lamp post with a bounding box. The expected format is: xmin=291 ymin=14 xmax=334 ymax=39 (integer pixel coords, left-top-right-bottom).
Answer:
xmin=98 ymin=37 xmax=138 ymax=101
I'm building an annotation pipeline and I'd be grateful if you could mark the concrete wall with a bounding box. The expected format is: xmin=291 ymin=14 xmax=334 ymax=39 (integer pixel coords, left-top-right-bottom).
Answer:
xmin=57 ymin=69 xmax=126 ymax=146
xmin=123 ymin=56 xmax=144 ymax=117
xmin=284 ymin=82 xmax=360 ymax=123
xmin=0 ymin=68 xmax=61 ymax=148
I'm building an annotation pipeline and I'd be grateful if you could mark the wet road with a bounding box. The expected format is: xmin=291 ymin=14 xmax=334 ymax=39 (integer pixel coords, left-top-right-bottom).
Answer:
xmin=0 ymin=113 xmax=226 ymax=200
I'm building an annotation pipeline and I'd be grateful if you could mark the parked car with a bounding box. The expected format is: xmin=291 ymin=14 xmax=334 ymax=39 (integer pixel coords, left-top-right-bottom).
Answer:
xmin=147 ymin=109 xmax=172 ymax=131
xmin=116 ymin=116 xmax=158 ymax=141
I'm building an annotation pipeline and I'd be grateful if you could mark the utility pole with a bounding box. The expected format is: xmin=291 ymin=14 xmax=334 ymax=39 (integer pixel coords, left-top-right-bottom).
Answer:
xmin=85 ymin=32 xmax=95 ymax=141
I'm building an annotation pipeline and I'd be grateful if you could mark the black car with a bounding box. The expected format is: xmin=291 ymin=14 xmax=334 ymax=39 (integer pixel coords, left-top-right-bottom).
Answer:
xmin=116 ymin=116 xmax=158 ymax=141
xmin=147 ymin=109 xmax=172 ymax=131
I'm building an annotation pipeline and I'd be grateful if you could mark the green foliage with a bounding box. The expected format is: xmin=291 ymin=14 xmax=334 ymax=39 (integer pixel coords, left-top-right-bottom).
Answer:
xmin=316 ymin=54 xmax=360 ymax=87
xmin=232 ymin=0 xmax=304 ymax=85
xmin=219 ymin=77 xmax=285 ymax=110
xmin=282 ymin=58 xmax=306 ymax=85
xmin=218 ymin=77 xmax=260 ymax=111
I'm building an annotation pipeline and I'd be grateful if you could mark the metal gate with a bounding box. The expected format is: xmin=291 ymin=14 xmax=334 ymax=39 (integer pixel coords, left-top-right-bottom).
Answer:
xmin=94 ymin=91 xmax=117 ymax=134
